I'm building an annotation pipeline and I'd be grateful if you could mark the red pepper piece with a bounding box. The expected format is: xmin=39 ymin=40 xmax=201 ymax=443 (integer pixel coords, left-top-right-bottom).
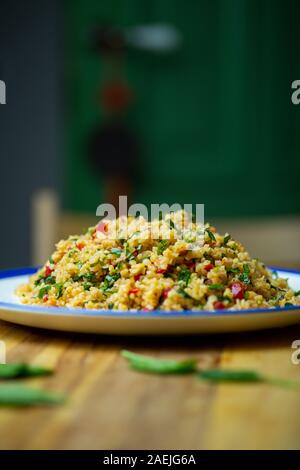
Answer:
xmin=162 ymin=287 xmax=172 ymax=299
xmin=43 ymin=294 xmax=49 ymax=302
xmin=186 ymin=261 xmax=195 ymax=271
xmin=213 ymin=300 xmax=225 ymax=310
xmin=129 ymin=288 xmax=140 ymax=295
xmin=76 ymin=242 xmax=85 ymax=250
xmin=134 ymin=274 xmax=142 ymax=282
xmin=231 ymin=281 xmax=245 ymax=300
xmin=204 ymin=263 xmax=214 ymax=272
xmin=45 ymin=265 xmax=53 ymax=277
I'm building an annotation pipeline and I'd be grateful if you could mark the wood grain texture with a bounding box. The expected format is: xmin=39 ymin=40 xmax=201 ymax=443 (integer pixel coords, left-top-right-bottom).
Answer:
xmin=0 ymin=320 xmax=299 ymax=449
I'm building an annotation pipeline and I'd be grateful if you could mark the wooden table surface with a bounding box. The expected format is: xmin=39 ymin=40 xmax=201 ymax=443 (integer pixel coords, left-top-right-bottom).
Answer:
xmin=0 ymin=318 xmax=300 ymax=450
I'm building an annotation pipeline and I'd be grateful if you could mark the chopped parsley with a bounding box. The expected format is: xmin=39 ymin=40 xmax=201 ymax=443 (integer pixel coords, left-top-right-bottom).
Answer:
xmin=73 ymin=272 xmax=96 ymax=283
xmin=101 ymin=273 xmax=120 ymax=293
xmin=239 ymin=264 xmax=251 ymax=285
xmin=222 ymin=234 xmax=231 ymax=246
xmin=110 ymin=248 xmax=123 ymax=256
xmin=217 ymin=295 xmax=231 ymax=301
xmin=83 ymin=282 xmax=92 ymax=291
xmin=178 ymin=268 xmax=191 ymax=287
xmin=44 ymin=275 xmax=56 ymax=285
xmin=208 ymin=283 xmax=224 ymax=290
xmin=34 ymin=275 xmax=44 ymax=286
xmin=177 ymin=287 xmax=193 ymax=299
xmin=68 ymin=250 xmax=77 ymax=258
xmin=205 ymin=228 xmax=216 ymax=242
xmin=157 ymin=240 xmax=169 ymax=255
xmin=38 ymin=285 xmax=51 ymax=299
xmin=55 ymin=283 xmax=63 ymax=298
xmin=227 ymin=267 xmax=240 ymax=274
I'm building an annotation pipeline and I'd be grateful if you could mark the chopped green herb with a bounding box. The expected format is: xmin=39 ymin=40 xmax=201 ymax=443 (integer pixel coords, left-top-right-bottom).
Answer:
xmin=0 ymin=363 xmax=52 ymax=379
xmin=34 ymin=275 xmax=44 ymax=286
xmin=177 ymin=287 xmax=193 ymax=299
xmin=101 ymin=273 xmax=120 ymax=292
xmin=83 ymin=282 xmax=92 ymax=291
xmin=110 ymin=248 xmax=122 ymax=256
xmin=205 ymin=228 xmax=216 ymax=242
xmin=223 ymin=234 xmax=231 ymax=246
xmin=208 ymin=283 xmax=224 ymax=290
xmin=74 ymin=272 xmax=96 ymax=283
xmin=239 ymin=264 xmax=251 ymax=285
xmin=157 ymin=240 xmax=169 ymax=255
xmin=122 ymin=350 xmax=197 ymax=374
xmin=49 ymin=256 xmax=54 ymax=265
xmin=272 ymin=270 xmax=279 ymax=279
xmin=108 ymin=302 xmax=114 ymax=309
xmin=227 ymin=267 xmax=240 ymax=274
xmin=217 ymin=295 xmax=231 ymax=302
xmin=178 ymin=268 xmax=191 ymax=287
xmin=294 ymin=290 xmax=300 ymax=296
xmin=44 ymin=275 xmax=56 ymax=285
xmin=38 ymin=285 xmax=51 ymax=299
xmin=126 ymin=251 xmax=136 ymax=261
xmin=68 ymin=250 xmax=77 ymax=258
xmin=0 ymin=384 xmax=64 ymax=406
xmin=55 ymin=283 xmax=64 ymax=298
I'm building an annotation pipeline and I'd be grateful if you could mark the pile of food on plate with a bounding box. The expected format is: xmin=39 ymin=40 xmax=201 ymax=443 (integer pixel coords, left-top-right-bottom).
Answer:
xmin=16 ymin=211 xmax=300 ymax=311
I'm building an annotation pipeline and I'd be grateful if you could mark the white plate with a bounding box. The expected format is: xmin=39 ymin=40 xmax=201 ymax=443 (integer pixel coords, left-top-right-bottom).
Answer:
xmin=0 ymin=267 xmax=299 ymax=335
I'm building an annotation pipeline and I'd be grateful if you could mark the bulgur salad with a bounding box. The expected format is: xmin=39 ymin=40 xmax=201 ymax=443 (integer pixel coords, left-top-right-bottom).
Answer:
xmin=16 ymin=211 xmax=300 ymax=311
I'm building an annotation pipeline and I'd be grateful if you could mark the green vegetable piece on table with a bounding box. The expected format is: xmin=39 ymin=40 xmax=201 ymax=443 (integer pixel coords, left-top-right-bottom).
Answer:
xmin=121 ymin=350 xmax=197 ymax=374
xmin=0 ymin=384 xmax=64 ymax=406
xmin=0 ymin=363 xmax=52 ymax=379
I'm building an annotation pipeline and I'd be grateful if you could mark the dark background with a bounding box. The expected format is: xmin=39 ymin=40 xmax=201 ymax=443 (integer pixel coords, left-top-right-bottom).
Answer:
xmin=0 ymin=0 xmax=299 ymax=269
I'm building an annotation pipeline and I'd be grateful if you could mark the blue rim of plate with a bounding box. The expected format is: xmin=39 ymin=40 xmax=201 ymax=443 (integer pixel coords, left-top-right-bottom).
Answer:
xmin=0 ymin=266 xmax=299 ymax=318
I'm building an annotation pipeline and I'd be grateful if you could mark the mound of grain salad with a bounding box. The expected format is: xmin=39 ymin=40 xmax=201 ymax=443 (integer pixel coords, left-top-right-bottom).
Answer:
xmin=17 ymin=211 xmax=300 ymax=311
